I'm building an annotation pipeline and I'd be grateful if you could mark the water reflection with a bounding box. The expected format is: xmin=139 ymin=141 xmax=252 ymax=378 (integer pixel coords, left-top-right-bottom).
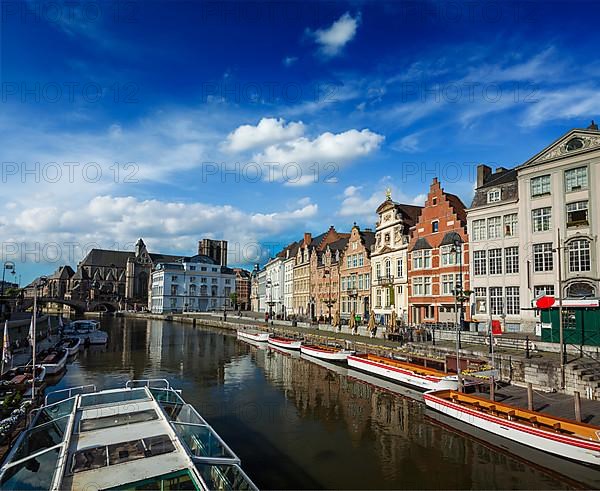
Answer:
xmin=49 ymin=318 xmax=597 ymax=490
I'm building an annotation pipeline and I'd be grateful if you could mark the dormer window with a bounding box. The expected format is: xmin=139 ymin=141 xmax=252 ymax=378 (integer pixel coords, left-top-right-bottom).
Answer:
xmin=487 ymin=189 xmax=501 ymax=203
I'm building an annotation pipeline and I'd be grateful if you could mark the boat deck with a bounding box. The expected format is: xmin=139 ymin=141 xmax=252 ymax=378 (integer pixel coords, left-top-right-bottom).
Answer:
xmin=433 ymin=390 xmax=600 ymax=441
xmin=358 ymin=354 xmax=449 ymax=378
xmin=479 ymin=384 xmax=600 ymax=427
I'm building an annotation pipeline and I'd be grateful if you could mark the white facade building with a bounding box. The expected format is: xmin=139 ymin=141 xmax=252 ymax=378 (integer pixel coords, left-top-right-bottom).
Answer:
xmin=283 ymin=251 xmax=296 ymax=318
xmin=370 ymin=194 xmax=422 ymax=325
xmin=149 ymin=255 xmax=236 ymax=314
xmin=468 ymin=122 xmax=600 ymax=333
xmin=264 ymin=256 xmax=284 ymax=318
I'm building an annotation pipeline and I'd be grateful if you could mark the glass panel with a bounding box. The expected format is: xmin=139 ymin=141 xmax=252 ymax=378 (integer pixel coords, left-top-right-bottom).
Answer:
xmin=71 ymin=446 xmax=107 ymax=473
xmin=80 ymin=409 xmax=159 ymax=432
xmin=105 ymin=469 xmax=201 ymax=490
xmin=108 ymin=440 xmax=145 ymax=465
xmin=174 ymin=405 xmax=207 ymax=425
xmin=196 ymin=464 xmax=255 ymax=491
xmin=172 ymin=423 xmax=235 ymax=459
xmin=149 ymin=388 xmax=185 ymax=405
xmin=80 ymin=388 xmax=149 ymax=408
xmin=1 ymin=447 xmax=60 ymax=490
xmin=143 ymin=435 xmax=176 ymax=457
xmin=13 ymin=416 xmax=69 ymax=461
xmin=37 ymin=397 xmax=75 ymax=424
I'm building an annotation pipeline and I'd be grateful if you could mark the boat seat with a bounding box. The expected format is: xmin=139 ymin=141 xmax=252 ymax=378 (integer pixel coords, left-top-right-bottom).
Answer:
xmin=506 ymin=410 xmax=515 ymax=421
xmin=488 ymin=404 xmax=496 ymax=414
xmin=553 ymin=422 xmax=561 ymax=432
xmin=529 ymin=416 xmax=539 ymax=427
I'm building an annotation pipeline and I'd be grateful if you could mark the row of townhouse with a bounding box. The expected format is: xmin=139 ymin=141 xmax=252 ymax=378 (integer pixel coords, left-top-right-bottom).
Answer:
xmin=251 ymin=122 xmax=600 ymax=333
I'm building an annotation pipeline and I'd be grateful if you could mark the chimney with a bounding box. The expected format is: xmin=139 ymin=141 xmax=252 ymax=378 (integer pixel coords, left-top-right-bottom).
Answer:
xmin=588 ymin=120 xmax=598 ymax=130
xmin=476 ymin=164 xmax=492 ymax=187
xmin=495 ymin=166 xmax=507 ymax=174
xmin=304 ymin=232 xmax=312 ymax=245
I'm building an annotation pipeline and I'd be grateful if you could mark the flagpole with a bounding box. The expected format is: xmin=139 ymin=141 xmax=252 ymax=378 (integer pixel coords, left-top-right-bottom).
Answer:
xmin=32 ymin=289 xmax=37 ymax=401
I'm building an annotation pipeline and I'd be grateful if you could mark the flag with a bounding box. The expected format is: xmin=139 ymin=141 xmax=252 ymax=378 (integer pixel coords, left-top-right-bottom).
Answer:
xmin=491 ymin=320 xmax=502 ymax=335
xmin=2 ymin=321 xmax=11 ymax=365
xmin=27 ymin=313 xmax=35 ymax=346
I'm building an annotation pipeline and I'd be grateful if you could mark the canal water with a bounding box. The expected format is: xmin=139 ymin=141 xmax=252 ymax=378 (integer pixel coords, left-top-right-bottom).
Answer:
xmin=49 ymin=317 xmax=599 ymax=490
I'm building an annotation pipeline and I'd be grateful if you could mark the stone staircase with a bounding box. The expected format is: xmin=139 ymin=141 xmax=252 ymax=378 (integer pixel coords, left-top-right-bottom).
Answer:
xmin=567 ymin=360 xmax=600 ymax=399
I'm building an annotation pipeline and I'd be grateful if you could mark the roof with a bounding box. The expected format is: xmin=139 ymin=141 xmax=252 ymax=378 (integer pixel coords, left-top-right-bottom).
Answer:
xmin=445 ymin=193 xmax=467 ymax=224
xmin=411 ymin=237 xmax=432 ymax=251
xmin=49 ymin=265 xmax=75 ymax=280
xmin=477 ymin=168 xmax=517 ymax=189
xmin=360 ymin=230 xmax=376 ymax=250
xmin=327 ymin=237 xmax=350 ymax=252
xmin=440 ymin=231 xmax=463 ymax=246
xmin=79 ymin=249 xmax=133 ymax=268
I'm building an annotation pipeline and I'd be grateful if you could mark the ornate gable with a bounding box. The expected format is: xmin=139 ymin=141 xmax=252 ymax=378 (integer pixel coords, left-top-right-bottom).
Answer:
xmin=522 ymin=128 xmax=600 ymax=168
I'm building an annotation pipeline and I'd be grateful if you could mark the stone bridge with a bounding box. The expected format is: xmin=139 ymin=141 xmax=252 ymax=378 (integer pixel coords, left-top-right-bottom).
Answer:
xmin=20 ymin=297 xmax=120 ymax=315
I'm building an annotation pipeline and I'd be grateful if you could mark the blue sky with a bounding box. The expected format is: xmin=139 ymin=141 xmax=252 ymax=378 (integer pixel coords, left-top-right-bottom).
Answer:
xmin=2 ymin=0 xmax=600 ymax=283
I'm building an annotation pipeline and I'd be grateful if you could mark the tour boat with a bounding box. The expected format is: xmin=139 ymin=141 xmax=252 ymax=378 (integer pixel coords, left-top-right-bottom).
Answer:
xmin=268 ymin=335 xmax=302 ymax=350
xmin=0 ymin=365 xmax=46 ymax=390
xmin=63 ymin=319 xmax=108 ymax=345
xmin=237 ymin=328 xmax=270 ymax=342
xmin=38 ymin=348 xmax=69 ymax=375
xmin=424 ymin=389 xmax=600 ymax=466
xmin=347 ymin=353 xmax=462 ymax=391
xmin=301 ymin=343 xmax=355 ymax=361
xmin=56 ymin=337 xmax=81 ymax=356
xmin=0 ymin=379 xmax=258 ymax=491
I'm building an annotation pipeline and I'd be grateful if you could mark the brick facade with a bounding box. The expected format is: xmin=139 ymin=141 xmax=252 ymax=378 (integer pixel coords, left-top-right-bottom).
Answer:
xmin=408 ymin=178 xmax=471 ymax=326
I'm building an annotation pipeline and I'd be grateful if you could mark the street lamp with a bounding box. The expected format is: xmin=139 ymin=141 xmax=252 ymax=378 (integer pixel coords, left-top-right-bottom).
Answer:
xmin=552 ymin=228 xmax=566 ymax=389
xmin=31 ymin=276 xmax=48 ymax=401
xmin=322 ymin=269 xmax=335 ymax=324
xmin=1 ymin=261 xmax=16 ymax=297
xmin=266 ymin=279 xmax=274 ymax=320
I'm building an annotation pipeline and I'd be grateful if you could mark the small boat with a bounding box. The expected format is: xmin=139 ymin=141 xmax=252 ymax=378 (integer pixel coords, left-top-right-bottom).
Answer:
xmin=347 ymin=353 xmax=463 ymax=391
xmin=268 ymin=335 xmax=301 ymax=350
xmin=0 ymin=379 xmax=258 ymax=490
xmin=63 ymin=319 xmax=108 ymax=345
xmin=424 ymin=389 xmax=600 ymax=467
xmin=56 ymin=337 xmax=81 ymax=356
xmin=0 ymin=365 xmax=46 ymax=390
xmin=37 ymin=348 xmax=68 ymax=375
xmin=237 ymin=328 xmax=270 ymax=342
xmin=301 ymin=343 xmax=355 ymax=361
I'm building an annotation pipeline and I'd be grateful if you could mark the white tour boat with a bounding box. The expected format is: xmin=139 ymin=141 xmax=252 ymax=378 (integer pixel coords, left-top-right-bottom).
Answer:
xmin=237 ymin=328 xmax=270 ymax=342
xmin=267 ymin=335 xmax=302 ymax=350
xmin=347 ymin=353 xmax=462 ymax=391
xmin=63 ymin=319 xmax=108 ymax=345
xmin=424 ymin=389 xmax=600 ymax=467
xmin=38 ymin=348 xmax=69 ymax=375
xmin=301 ymin=343 xmax=355 ymax=361
xmin=0 ymin=380 xmax=258 ymax=490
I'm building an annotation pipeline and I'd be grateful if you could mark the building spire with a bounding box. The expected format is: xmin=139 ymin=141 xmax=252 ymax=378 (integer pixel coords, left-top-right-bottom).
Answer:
xmin=385 ymin=187 xmax=392 ymax=200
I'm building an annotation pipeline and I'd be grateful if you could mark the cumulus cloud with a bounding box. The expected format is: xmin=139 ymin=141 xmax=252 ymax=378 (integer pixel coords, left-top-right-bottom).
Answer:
xmin=222 ymin=118 xmax=305 ymax=152
xmin=338 ymin=184 xmax=425 ymax=218
xmin=308 ymin=12 xmax=361 ymax=57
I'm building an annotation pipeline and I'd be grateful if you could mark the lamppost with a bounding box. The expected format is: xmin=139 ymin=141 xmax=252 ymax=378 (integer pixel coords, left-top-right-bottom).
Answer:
xmin=1 ymin=261 xmax=16 ymax=297
xmin=553 ymin=228 xmax=566 ymax=389
xmin=451 ymin=238 xmax=469 ymax=388
xmin=31 ymin=276 xmax=48 ymax=401
xmin=266 ymin=279 xmax=274 ymax=320
xmin=322 ymin=269 xmax=335 ymax=324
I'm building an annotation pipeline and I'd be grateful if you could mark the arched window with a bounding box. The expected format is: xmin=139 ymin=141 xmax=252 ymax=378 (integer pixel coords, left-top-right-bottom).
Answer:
xmin=189 ymin=284 xmax=197 ymax=296
xmin=567 ymin=282 xmax=595 ymax=297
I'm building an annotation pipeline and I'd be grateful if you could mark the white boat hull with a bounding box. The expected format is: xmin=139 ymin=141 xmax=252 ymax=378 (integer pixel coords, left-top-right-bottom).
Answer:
xmin=301 ymin=345 xmax=354 ymax=361
xmin=237 ymin=330 xmax=270 ymax=342
xmin=62 ymin=338 xmax=81 ymax=355
xmin=424 ymin=391 xmax=600 ymax=467
xmin=268 ymin=337 xmax=301 ymax=350
xmin=67 ymin=331 xmax=108 ymax=345
xmin=42 ymin=351 xmax=68 ymax=375
xmin=347 ymin=355 xmax=459 ymax=391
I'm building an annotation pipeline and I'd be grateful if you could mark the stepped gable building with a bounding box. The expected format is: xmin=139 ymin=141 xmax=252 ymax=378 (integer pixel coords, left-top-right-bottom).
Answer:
xmin=468 ymin=121 xmax=600 ymax=334
xmin=371 ymin=191 xmax=422 ymax=325
xmin=339 ymin=224 xmax=376 ymax=321
xmin=293 ymin=226 xmax=350 ymax=319
xmin=408 ymin=178 xmax=470 ymax=325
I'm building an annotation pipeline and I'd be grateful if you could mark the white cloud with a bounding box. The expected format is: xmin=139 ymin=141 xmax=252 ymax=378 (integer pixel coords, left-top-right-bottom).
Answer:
xmin=308 ymin=12 xmax=361 ymax=57
xmin=253 ymin=128 xmax=384 ymax=186
xmin=223 ymin=118 xmax=305 ymax=152
xmin=338 ymin=184 xmax=424 ymax=218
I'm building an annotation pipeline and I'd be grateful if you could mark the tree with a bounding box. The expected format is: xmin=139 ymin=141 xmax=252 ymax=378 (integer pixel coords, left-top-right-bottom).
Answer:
xmin=229 ymin=292 xmax=238 ymax=310
xmin=4 ymin=288 xmax=19 ymax=298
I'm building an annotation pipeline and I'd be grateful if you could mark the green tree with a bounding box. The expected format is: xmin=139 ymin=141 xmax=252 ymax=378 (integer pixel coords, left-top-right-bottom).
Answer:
xmin=229 ymin=292 xmax=238 ymax=310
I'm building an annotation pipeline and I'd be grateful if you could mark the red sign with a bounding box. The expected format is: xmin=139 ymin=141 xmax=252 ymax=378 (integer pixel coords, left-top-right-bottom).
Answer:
xmin=491 ymin=320 xmax=502 ymax=335
xmin=535 ymin=295 xmax=555 ymax=310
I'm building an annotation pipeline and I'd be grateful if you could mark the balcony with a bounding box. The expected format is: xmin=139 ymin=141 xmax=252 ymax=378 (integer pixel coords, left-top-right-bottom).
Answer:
xmin=375 ymin=275 xmax=394 ymax=286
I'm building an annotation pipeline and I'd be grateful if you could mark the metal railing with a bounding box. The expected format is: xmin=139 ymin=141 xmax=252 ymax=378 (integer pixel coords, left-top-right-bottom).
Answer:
xmin=126 ymin=378 xmax=170 ymax=389
xmin=45 ymin=384 xmax=97 ymax=405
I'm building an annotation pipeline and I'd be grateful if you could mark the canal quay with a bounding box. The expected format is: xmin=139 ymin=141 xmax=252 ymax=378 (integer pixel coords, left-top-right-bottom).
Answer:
xmin=3 ymin=315 xmax=598 ymax=490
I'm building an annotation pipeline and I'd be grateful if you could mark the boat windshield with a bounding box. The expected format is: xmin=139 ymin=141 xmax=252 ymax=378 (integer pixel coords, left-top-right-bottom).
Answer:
xmin=104 ymin=469 xmax=203 ymax=490
xmin=0 ymin=396 xmax=77 ymax=490
xmin=196 ymin=463 xmax=257 ymax=490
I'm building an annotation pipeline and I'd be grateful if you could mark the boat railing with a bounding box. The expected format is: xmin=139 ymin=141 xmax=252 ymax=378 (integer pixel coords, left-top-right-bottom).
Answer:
xmin=126 ymin=378 xmax=171 ymax=389
xmin=45 ymin=384 xmax=97 ymax=405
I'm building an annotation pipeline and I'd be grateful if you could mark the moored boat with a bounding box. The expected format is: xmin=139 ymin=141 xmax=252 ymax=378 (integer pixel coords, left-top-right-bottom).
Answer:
xmin=237 ymin=328 xmax=270 ymax=342
xmin=268 ymin=335 xmax=301 ymax=350
xmin=63 ymin=320 xmax=108 ymax=345
xmin=424 ymin=389 xmax=600 ymax=467
xmin=38 ymin=348 xmax=68 ymax=375
xmin=0 ymin=380 xmax=258 ymax=490
xmin=301 ymin=343 xmax=354 ymax=361
xmin=0 ymin=365 xmax=46 ymax=391
xmin=347 ymin=353 xmax=462 ymax=391
xmin=56 ymin=337 xmax=81 ymax=356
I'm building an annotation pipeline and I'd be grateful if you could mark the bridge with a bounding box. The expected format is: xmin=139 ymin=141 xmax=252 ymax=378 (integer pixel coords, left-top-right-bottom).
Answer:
xmin=20 ymin=297 xmax=120 ymax=315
